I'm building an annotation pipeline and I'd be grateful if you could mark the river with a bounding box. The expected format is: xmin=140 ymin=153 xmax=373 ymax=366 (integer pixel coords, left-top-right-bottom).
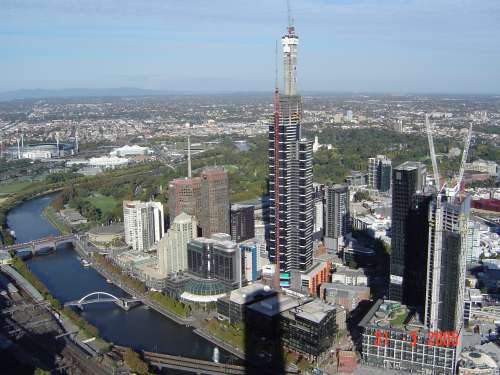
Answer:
xmin=6 ymin=195 xmax=231 ymax=369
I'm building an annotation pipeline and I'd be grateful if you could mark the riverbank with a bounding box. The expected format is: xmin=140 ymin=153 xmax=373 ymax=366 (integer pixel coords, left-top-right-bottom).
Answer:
xmin=75 ymin=242 xmax=247 ymax=360
xmin=0 ymin=187 xmax=63 ymax=245
xmin=42 ymin=206 xmax=71 ymax=234
xmin=9 ymin=193 xmax=243 ymax=365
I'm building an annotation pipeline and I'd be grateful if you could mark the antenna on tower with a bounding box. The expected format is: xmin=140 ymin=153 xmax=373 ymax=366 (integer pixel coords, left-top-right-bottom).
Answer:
xmin=186 ymin=123 xmax=192 ymax=178
xmin=56 ymin=131 xmax=60 ymax=157
xmin=275 ymin=40 xmax=279 ymax=90
xmin=75 ymin=128 xmax=79 ymax=154
xmin=16 ymin=137 xmax=21 ymax=159
xmin=287 ymin=0 xmax=294 ymax=34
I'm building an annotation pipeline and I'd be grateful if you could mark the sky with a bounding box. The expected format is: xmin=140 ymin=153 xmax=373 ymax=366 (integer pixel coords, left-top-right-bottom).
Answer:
xmin=1 ymin=0 xmax=500 ymax=94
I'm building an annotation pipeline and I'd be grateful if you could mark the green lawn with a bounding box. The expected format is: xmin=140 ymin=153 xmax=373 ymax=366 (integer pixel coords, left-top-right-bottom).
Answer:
xmin=0 ymin=180 xmax=34 ymax=195
xmin=224 ymin=164 xmax=239 ymax=173
xmin=85 ymin=193 xmax=118 ymax=214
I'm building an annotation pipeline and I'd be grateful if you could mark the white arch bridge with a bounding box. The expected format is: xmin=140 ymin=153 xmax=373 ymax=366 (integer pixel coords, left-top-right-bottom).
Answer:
xmin=64 ymin=292 xmax=142 ymax=311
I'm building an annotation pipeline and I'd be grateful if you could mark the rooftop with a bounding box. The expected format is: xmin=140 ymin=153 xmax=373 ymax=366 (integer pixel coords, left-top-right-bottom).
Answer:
xmin=359 ymin=299 xmax=420 ymax=332
xmin=320 ymin=282 xmax=370 ymax=294
xmin=229 ymin=283 xmax=275 ymax=305
xmin=247 ymin=293 xmax=303 ymax=317
xmin=88 ymin=223 xmax=124 ymax=235
xmin=395 ymin=161 xmax=425 ymax=171
xmin=291 ymin=299 xmax=336 ymax=324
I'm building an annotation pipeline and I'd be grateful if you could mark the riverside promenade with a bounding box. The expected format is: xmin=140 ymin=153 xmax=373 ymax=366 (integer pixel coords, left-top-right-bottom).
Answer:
xmin=74 ymin=239 xmax=245 ymax=360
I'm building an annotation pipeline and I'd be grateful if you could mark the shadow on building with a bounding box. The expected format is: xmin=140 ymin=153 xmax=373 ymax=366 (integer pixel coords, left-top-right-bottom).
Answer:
xmin=243 ymin=293 xmax=285 ymax=375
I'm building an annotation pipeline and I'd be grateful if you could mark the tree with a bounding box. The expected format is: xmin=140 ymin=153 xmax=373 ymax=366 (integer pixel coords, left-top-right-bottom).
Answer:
xmin=354 ymin=191 xmax=370 ymax=202
xmin=123 ymin=348 xmax=149 ymax=375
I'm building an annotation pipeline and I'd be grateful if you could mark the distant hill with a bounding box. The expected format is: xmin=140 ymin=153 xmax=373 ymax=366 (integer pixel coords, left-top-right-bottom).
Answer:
xmin=0 ymin=87 xmax=177 ymax=101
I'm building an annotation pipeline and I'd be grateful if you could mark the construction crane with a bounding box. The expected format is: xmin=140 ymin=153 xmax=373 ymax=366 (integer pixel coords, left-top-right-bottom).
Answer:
xmin=425 ymin=113 xmax=473 ymax=199
xmin=425 ymin=114 xmax=441 ymax=189
xmin=455 ymin=122 xmax=473 ymax=192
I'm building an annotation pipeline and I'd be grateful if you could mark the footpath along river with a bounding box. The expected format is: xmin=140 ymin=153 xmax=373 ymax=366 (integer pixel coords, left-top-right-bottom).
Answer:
xmin=6 ymin=194 xmax=233 ymax=371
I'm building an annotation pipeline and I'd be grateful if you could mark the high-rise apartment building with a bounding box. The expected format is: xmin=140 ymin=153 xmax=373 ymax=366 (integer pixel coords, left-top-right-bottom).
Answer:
xmin=123 ymin=200 xmax=164 ymax=252
xmin=368 ymin=155 xmax=392 ymax=192
xmin=424 ymin=195 xmax=469 ymax=333
xmin=268 ymin=19 xmax=314 ymax=287
xmin=389 ymin=161 xmax=428 ymax=304
xmin=324 ymin=184 xmax=350 ymax=251
xmin=158 ymin=212 xmax=197 ymax=277
xmin=313 ymin=183 xmax=324 ymax=235
xmin=200 ymin=167 xmax=230 ymax=237
xmin=230 ymin=204 xmax=255 ymax=243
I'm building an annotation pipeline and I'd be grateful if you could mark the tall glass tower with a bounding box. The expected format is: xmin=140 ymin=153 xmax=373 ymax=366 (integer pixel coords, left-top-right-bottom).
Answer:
xmin=268 ymin=18 xmax=313 ymax=288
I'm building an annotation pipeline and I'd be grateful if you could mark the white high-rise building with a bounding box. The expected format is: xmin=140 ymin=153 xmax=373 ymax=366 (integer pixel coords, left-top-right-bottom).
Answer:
xmin=346 ymin=110 xmax=353 ymax=122
xmin=158 ymin=212 xmax=197 ymax=276
xmin=123 ymin=200 xmax=164 ymax=252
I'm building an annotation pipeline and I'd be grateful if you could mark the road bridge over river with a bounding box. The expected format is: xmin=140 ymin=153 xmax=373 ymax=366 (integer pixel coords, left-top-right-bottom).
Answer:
xmin=1 ymin=234 xmax=74 ymax=255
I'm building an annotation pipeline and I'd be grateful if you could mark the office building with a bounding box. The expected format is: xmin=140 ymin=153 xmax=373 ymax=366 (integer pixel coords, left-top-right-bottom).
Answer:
xmin=345 ymin=171 xmax=368 ymax=187
xmin=389 ymin=161 xmax=429 ymax=304
xmin=123 ymin=200 xmax=164 ymax=252
xmin=187 ymin=234 xmax=242 ymax=290
xmin=168 ymin=166 xmax=229 ymax=237
xmin=216 ymin=283 xmax=276 ymax=324
xmin=157 ymin=212 xmax=197 ymax=277
xmin=235 ymin=196 xmax=271 ymax=243
xmin=246 ymin=295 xmax=338 ymax=360
xmin=168 ymin=176 xmax=202 ymax=219
xmin=268 ymin=18 xmax=314 ymax=287
xmin=368 ymin=155 xmax=392 ymax=192
xmin=361 ymin=300 xmax=459 ymax=374
xmin=230 ymin=204 xmax=255 ymax=242
xmin=324 ymin=184 xmax=350 ymax=251
xmin=200 ymin=167 xmax=230 ymax=237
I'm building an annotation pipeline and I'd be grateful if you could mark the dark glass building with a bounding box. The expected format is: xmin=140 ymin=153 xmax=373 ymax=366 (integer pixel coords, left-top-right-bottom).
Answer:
xmin=230 ymin=204 xmax=255 ymax=243
xmin=389 ymin=161 xmax=428 ymax=305
xmin=187 ymin=234 xmax=242 ymax=290
xmin=324 ymin=184 xmax=350 ymax=251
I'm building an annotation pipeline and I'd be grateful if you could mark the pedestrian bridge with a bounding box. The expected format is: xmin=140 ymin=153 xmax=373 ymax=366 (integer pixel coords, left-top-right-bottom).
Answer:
xmin=64 ymin=291 xmax=142 ymax=311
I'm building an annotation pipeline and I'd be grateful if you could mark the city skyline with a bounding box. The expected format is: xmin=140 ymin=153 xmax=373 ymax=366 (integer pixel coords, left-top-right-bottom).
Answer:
xmin=2 ymin=0 xmax=500 ymax=94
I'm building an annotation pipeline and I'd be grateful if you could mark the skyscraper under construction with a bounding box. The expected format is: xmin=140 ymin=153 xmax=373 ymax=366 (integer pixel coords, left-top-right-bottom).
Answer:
xmin=268 ymin=15 xmax=314 ymax=288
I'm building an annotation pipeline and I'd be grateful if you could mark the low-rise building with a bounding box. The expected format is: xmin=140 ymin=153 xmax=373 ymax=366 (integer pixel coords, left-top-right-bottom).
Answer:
xmin=291 ymin=260 xmax=332 ymax=296
xmin=320 ymin=282 xmax=370 ymax=312
xmin=458 ymin=350 xmax=498 ymax=375
xmin=360 ymin=299 xmax=460 ymax=374
xmin=216 ymin=283 xmax=276 ymax=323
xmin=332 ymin=265 xmax=368 ymax=286
xmin=465 ymin=160 xmax=498 ymax=177
xmin=60 ymin=208 xmax=87 ymax=225
xmin=87 ymin=224 xmax=124 ymax=247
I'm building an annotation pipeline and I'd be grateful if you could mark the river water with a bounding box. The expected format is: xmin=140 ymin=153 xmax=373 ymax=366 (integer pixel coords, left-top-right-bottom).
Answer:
xmin=6 ymin=195 xmax=229 ymax=367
